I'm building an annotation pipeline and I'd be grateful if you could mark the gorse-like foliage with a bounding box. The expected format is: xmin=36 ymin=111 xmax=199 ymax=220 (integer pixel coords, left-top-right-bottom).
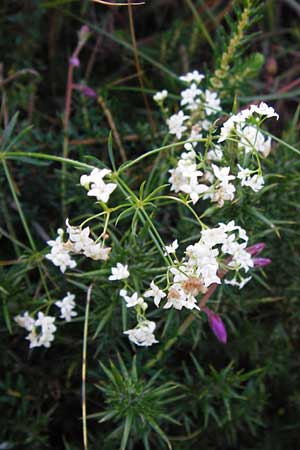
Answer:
xmin=1 ymin=1 xmax=300 ymax=449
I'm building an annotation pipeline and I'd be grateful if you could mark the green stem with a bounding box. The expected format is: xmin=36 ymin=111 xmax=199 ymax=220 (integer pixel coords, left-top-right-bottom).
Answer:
xmin=2 ymin=160 xmax=36 ymax=250
xmin=117 ymin=138 xmax=206 ymax=174
xmin=82 ymin=284 xmax=93 ymax=450
xmin=3 ymin=151 xmax=96 ymax=170
xmin=116 ymin=177 xmax=172 ymax=266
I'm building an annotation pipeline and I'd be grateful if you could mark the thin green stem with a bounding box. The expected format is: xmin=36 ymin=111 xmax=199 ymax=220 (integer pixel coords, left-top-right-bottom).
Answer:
xmin=116 ymin=177 xmax=172 ymax=266
xmin=155 ymin=195 xmax=207 ymax=229
xmin=82 ymin=284 xmax=93 ymax=450
xmin=4 ymin=151 xmax=96 ymax=170
xmin=2 ymin=160 xmax=36 ymax=250
xmin=117 ymin=139 xmax=206 ymax=174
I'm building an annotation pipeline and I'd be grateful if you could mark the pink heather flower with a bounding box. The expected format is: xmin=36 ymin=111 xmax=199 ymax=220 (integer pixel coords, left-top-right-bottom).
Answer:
xmin=253 ymin=257 xmax=272 ymax=267
xmin=204 ymin=307 xmax=227 ymax=344
xmin=246 ymin=242 xmax=266 ymax=256
xmin=70 ymin=56 xmax=80 ymax=67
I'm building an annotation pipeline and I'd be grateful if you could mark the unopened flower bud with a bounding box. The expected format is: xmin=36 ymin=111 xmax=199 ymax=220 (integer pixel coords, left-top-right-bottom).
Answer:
xmin=70 ymin=56 xmax=80 ymax=67
xmin=253 ymin=257 xmax=272 ymax=267
xmin=265 ymin=57 xmax=277 ymax=77
xmin=81 ymin=86 xmax=97 ymax=98
xmin=78 ymin=25 xmax=91 ymax=45
xmin=204 ymin=307 xmax=227 ymax=344
xmin=72 ymin=84 xmax=97 ymax=98
xmin=246 ymin=242 xmax=265 ymax=256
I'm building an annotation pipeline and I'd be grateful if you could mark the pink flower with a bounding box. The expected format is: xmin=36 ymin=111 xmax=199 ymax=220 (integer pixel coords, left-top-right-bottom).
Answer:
xmin=204 ymin=307 xmax=227 ymax=344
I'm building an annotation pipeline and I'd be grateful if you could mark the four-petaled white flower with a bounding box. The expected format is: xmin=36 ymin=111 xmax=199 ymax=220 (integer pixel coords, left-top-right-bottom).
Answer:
xmin=144 ymin=281 xmax=166 ymax=307
xmin=109 ymin=263 xmax=130 ymax=281
xmin=167 ymin=111 xmax=189 ymax=139
xmin=80 ymin=168 xmax=117 ymax=203
xmin=165 ymin=239 xmax=179 ymax=254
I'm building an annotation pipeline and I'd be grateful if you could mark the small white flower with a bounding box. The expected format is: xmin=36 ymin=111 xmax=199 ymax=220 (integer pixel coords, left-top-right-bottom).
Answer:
xmin=55 ymin=292 xmax=77 ymax=322
xmin=245 ymin=174 xmax=264 ymax=192
xmin=180 ymin=83 xmax=202 ymax=110
xmin=251 ymin=102 xmax=279 ymax=120
xmin=124 ymin=320 xmax=158 ymax=346
xmin=225 ymin=276 xmax=252 ymax=289
xmin=46 ymin=229 xmax=76 ymax=273
xmin=83 ymin=242 xmax=111 ymax=261
xmin=121 ymin=292 xmax=146 ymax=308
xmin=164 ymin=285 xmax=187 ymax=310
xmin=167 ymin=111 xmax=189 ymax=139
xmin=144 ymin=281 xmax=166 ymax=307
xmin=207 ymin=145 xmax=223 ymax=161
xmin=14 ymin=311 xmax=35 ymax=331
xmin=26 ymin=312 xmax=56 ymax=349
xmin=212 ymin=164 xmax=235 ymax=184
xmin=80 ymin=168 xmax=117 ymax=203
xmin=204 ymin=90 xmax=221 ymax=116
xmin=165 ymin=239 xmax=179 ymax=254
xmin=153 ymin=90 xmax=168 ymax=102
xmin=180 ymin=70 xmax=205 ymax=84
xmin=237 ymin=165 xmax=264 ymax=192
xmin=109 ymin=263 xmax=130 ymax=281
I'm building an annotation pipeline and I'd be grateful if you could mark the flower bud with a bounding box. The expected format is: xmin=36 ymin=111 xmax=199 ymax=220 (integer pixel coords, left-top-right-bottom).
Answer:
xmin=69 ymin=56 xmax=80 ymax=67
xmin=81 ymin=86 xmax=97 ymax=98
xmin=246 ymin=242 xmax=265 ymax=256
xmin=72 ymin=84 xmax=97 ymax=98
xmin=78 ymin=25 xmax=91 ymax=45
xmin=253 ymin=257 xmax=272 ymax=267
xmin=204 ymin=307 xmax=227 ymax=344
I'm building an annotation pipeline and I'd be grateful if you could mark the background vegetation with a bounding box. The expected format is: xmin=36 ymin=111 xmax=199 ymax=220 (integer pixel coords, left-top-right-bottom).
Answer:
xmin=1 ymin=1 xmax=300 ymax=449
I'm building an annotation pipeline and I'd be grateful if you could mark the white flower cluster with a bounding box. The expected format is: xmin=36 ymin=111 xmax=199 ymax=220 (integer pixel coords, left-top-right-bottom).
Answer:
xmin=15 ymin=311 xmax=56 ymax=349
xmin=124 ymin=321 xmax=158 ymax=347
xmin=55 ymin=292 xmax=77 ymax=322
xmin=161 ymin=69 xmax=279 ymax=207
xmin=145 ymin=221 xmax=254 ymax=311
xmin=15 ymin=292 xmax=77 ymax=348
xmin=46 ymin=228 xmax=77 ymax=273
xmin=108 ymin=263 xmax=159 ymax=346
xmin=165 ymin=70 xmax=221 ymax=141
xmin=80 ymin=168 xmax=117 ymax=203
xmin=46 ymin=219 xmax=111 ymax=273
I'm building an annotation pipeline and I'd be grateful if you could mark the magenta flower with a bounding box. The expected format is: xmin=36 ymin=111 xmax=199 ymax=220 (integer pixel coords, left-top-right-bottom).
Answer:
xmin=253 ymin=257 xmax=272 ymax=267
xmin=204 ymin=307 xmax=227 ymax=344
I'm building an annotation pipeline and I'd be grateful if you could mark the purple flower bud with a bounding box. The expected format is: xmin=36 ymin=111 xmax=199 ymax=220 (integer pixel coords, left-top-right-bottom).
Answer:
xmin=253 ymin=257 xmax=272 ymax=267
xmin=78 ymin=25 xmax=91 ymax=44
xmin=246 ymin=242 xmax=266 ymax=256
xmin=81 ymin=86 xmax=97 ymax=98
xmin=204 ymin=307 xmax=227 ymax=344
xmin=70 ymin=56 xmax=80 ymax=67
xmin=72 ymin=84 xmax=97 ymax=98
